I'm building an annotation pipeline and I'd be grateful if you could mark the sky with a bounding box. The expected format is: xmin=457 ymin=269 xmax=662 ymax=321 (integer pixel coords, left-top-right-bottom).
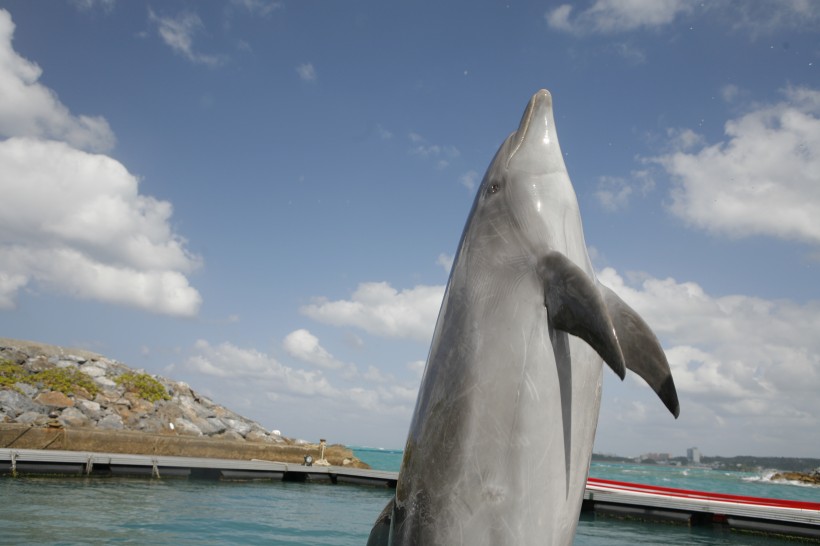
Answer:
xmin=0 ymin=0 xmax=818 ymax=458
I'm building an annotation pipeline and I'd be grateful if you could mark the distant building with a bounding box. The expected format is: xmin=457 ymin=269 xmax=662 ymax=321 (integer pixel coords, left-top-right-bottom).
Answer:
xmin=687 ymin=447 xmax=701 ymax=464
xmin=642 ymin=452 xmax=671 ymax=462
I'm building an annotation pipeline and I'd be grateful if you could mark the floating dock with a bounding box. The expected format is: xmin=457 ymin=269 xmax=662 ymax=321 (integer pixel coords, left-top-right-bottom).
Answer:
xmin=2 ymin=448 xmax=819 ymax=542
xmin=583 ymin=477 xmax=820 ymax=541
xmin=0 ymin=447 xmax=397 ymax=487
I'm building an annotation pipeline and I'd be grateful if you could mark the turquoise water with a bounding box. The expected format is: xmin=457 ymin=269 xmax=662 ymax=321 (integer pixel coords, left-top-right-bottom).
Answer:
xmin=588 ymin=461 xmax=820 ymax=503
xmin=353 ymin=447 xmax=820 ymax=503
xmin=0 ymin=449 xmax=817 ymax=545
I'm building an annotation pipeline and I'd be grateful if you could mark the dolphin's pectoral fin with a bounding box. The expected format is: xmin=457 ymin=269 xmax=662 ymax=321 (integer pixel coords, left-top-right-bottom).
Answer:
xmin=366 ymin=497 xmax=395 ymax=546
xmin=540 ymin=251 xmax=626 ymax=379
xmin=599 ymin=284 xmax=681 ymax=418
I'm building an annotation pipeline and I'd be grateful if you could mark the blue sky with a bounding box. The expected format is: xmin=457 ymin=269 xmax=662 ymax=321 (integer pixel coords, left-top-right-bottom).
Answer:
xmin=1 ymin=0 xmax=818 ymax=457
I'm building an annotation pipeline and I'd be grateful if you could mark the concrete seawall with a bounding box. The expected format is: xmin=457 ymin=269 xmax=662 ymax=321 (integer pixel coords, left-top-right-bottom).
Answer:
xmin=0 ymin=424 xmax=366 ymax=467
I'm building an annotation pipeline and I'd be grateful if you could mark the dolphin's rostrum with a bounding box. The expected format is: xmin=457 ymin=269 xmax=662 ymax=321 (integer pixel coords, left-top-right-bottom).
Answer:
xmin=368 ymin=89 xmax=679 ymax=546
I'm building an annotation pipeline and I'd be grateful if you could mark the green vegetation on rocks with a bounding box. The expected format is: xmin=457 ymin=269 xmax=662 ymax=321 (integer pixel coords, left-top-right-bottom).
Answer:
xmin=115 ymin=372 xmax=170 ymax=403
xmin=33 ymin=367 xmax=100 ymax=397
xmin=0 ymin=360 xmax=24 ymax=391
xmin=1 ymin=359 xmax=99 ymax=397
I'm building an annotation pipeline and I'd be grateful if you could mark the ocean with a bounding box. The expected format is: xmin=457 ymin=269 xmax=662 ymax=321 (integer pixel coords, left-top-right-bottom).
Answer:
xmin=0 ymin=448 xmax=817 ymax=545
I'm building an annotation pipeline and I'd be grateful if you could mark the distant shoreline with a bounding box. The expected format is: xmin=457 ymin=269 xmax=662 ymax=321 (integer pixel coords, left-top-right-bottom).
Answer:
xmin=592 ymin=453 xmax=820 ymax=474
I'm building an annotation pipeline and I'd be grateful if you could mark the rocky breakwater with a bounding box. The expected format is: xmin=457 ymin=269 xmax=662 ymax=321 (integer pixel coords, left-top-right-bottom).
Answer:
xmin=0 ymin=338 xmax=365 ymax=467
xmin=770 ymin=470 xmax=820 ymax=486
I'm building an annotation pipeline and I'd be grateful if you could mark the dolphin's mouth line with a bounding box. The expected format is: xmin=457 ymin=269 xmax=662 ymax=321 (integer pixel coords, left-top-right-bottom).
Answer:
xmin=505 ymin=89 xmax=548 ymax=168
xmin=506 ymin=98 xmax=535 ymax=167
xmin=506 ymin=120 xmax=532 ymax=169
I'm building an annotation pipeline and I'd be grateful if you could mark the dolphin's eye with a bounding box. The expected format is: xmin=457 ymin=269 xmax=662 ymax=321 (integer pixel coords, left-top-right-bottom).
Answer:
xmin=488 ymin=182 xmax=501 ymax=195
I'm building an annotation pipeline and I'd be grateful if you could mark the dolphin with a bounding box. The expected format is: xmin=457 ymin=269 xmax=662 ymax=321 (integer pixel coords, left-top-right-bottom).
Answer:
xmin=367 ymin=89 xmax=679 ymax=546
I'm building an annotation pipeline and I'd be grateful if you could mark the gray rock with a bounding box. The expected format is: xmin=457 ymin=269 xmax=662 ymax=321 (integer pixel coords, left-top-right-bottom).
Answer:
xmin=213 ymin=405 xmax=240 ymax=419
xmin=78 ymin=399 xmax=101 ymax=413
xmin=76 ymin=399 xmax=102 ymax=420
xmin=93 ymin=376 xmax=117 ymax=388
xmin=173 ymin=418 xmax=203 ymax=436
xmin=97 ymin=413 xmax=124 ymax=430
xmin=58 ymin=407 xmax=89 ymax=427
xmin=206 ymin=417 xmax=228 ymax=435
xmin=248 ymin=423 xmax=269 ymax=434
xmin=171 ymin=381 xmax=194 ymax=398
xmin=177 ymin=395 xmax=215 ymax=420
xmin=23 ymin=356 xmax=53 ymax=372
xmin=197 ymin=395 xmax=216 ymax=410
xmin=246 ymin=429 xmax=278 ymax=443
xmin=216 ymin=430 xmax=245 ymax=441
xmin=51 ymin=358 xmax=78 ymax=369
xmin=188 ymin=416 xmax=226 ymax=435
xmin=0 ymin=389 xmax=41 ymax=417
xmin=134 ymin=415 xmax=164 ymax=434
xmin=79 ymin=365 xmax=106 ymax=378
xmin=0 ymin=348 xmax=29 ymax=364
xmin=63 ymin=354 xmax=88 ymax=364
xmin=81 ymin=359 xmax=108 ymax=371
xmin=223 ymin=418 xmax=252 ymax=437
xmin=15 ymin=411 xmax=48 ymax=425
xmin=14 ymin=382 xmax=38 ymax=397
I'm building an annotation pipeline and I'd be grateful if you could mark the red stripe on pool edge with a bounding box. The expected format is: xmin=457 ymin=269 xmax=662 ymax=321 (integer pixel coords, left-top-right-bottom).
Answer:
xmin=587 ymin=477 xmax=820 ymax=511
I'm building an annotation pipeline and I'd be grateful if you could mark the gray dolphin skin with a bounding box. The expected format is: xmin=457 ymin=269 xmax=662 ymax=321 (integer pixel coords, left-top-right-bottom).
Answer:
xmin=367 ymin=89 xmax=679 ymax=546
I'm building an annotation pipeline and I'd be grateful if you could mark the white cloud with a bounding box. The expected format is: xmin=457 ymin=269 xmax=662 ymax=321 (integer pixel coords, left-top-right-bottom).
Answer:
xmin=436 ymin=253 xmax=454 ymax=273
xmin=665 ymin=127 xmax=705 ymax=151
xmin=187 ymin=340 xmax=339 ymax=397
xmin=296 ymin=63 xmax=316 ymax=82
xmin=0 ymin=11 xmax=114 ymax=152
xmin=70 ymin=0 xmax=116 ymax=12
xmin=376 ymin=124 xmax=393 ymax=140
xmin=547 ymin=1 xmax=820 ymax=36
xmin=301 ymin=282 xmax=444 ymax=342
xmin=594 ymin=171 xmax=654 ymax=211
xmin=545 ymin=5 xmax=575 ymax=32
xmin=186 ymin=340 xmax=418 ymax=416
xmin=546 ymin=0 xmax=694 ymax=34
xmin=348 ymin=384 xmax=417 ymax=413
xmin=363 ymin=365 xmax=388 ymax=383
xmin=608 ymin=42 xmax=647 ymax=64
xmin=598 ymin=268 xmax=820 ymax=439
xmin=407 ymin=359 xmax=425 ymax=378
xmin=229 ymin=0 xmax=283 ymax=17
xmin=0 ymin=12 xmax=201 ymax=316
xmin=0 ymin=138 xmax=202 ymax=316
xmin=0 ymin=272 xmax=26 ymax=309
xmin=2 ymin=244 xmax=200 ymax=316
xmin=283 ymin=328 xmax=345 ymax=370
xmin=720 ymin=84 xmax=742 ymax=103
xmin=148 ymin=9 xmax=223 ymax=67
xmin=653 ymin=87 xmax=820 ymax=244
xmin=594 ymin=176 xmax=634 ymax=211
xmin=727 ymin=0 xmax=820 ymax=34
xmin=408 ymin=132 xmax=460 ymax=163
xmin=459 ymin=170 xmax=479 ymax=192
